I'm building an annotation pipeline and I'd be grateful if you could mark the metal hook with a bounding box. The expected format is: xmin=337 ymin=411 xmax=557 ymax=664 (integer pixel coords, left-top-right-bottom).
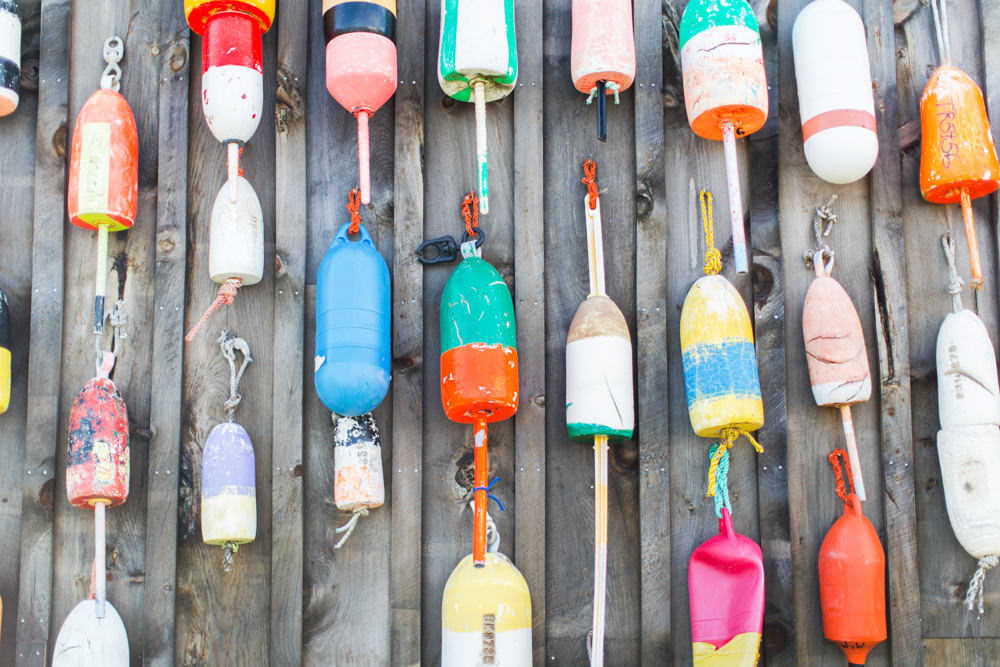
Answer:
xmin=415 ymin=236 xmax=459 ymax=264
xmin=101 ymin=36 xmax=124 ymax=91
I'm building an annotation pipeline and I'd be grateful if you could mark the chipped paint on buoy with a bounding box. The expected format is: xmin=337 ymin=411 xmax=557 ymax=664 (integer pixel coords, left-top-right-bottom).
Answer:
xmin=334 ymin=413 xmax=385 ymax=512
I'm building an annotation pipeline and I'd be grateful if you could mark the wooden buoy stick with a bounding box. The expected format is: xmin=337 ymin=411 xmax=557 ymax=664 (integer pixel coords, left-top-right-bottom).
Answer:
xmin=357 ymin=110 xmax=371 ymax=205
xmin=591 ymin=434 xmax=609 ymax=667
xmin=585 ymin=197 xmax=606 ymax=297
xmin=94 ymin=500 xmax=107 ymax=618
xmin=473 ymin=418 xmax=488 ymax=567
xmin=721 ymin=121 xmax=749 ymax=275
xmin=839 ymin=405 xmax=867 ymax=502
xmin=959 ymin=189 xmax=984 ymax=290
xmin=94 ymin=224 xmax=109 ymax=335
xmin=227 ymin=141 xmax=240 ymax=204
xmin=474 ymin=81 xmax=489 ymax=215
xmin=596 ymin=80 xmax=607 ymax=143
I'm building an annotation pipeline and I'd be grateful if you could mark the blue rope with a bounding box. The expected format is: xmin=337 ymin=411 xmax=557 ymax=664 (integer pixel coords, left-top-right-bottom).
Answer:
xmin=708 ymin=444 xmax=731 ymax=518
xmin=473 ymin=476 xmax=505 ymax=511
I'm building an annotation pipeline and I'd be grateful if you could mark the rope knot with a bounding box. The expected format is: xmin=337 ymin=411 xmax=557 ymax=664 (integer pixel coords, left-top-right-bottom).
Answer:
xmin=461 ymin=191 xmax=480 ymax=239
xmin=942 ymin=234 xmax=965 ymax=313
xmin=473 ymin=476 xmax=505 ymax=511
xmin=966 ymin=554 xmax=999 ymax=615
xmin=582 ymin=160 xmax=599 ymax=210
xmin=334 ymin=507 xmax=370 ymax=549
xmin=827 ymin=448 xmax=855 ymax=503
xmin=347 ymin=187 xmax=362 ymax=235
xmin=700 ymin=189 xmax=722 ymax=275
xmin=185 ymin=278 xmax=242 ymax=342
xmin=218 ymin=330 xmax=252 ymax=420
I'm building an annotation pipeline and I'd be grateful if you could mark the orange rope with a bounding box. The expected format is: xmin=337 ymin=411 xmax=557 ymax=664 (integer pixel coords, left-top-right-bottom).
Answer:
xmin=582 ymin=159 xmax=598 ymax=210
xmin=185 ymin=278 xmax=242 ymax=342
xmin=462 ymin=191 xmax=479 ymax=239
xmin=828 ymin=448 xmax=855 ymax=502
xmin=347 ymin=187 xmax=362 ymax=235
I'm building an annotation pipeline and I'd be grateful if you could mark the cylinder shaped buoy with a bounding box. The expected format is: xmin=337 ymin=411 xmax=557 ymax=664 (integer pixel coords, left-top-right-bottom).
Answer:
xmin=565 ymin=295 xmax=634 ymax=441
xmin=67 ymin=89 xmax=139 ymax=232
xmin=184 ymin=0 xmax=274 ymax=34
xmin=0 ymin=288 xmax=10 ymax=414
xmin=680 ymin=275 xmax=763 ymax=437
xmin=936 ymin=309 xmax=1000 ymax=429
xmin=440 ymin=255 xmax=518 ymax=423
xmin=199 ymin=11 xmax=264 ymax=146
xmin=818 ymin=493 xmax=886 ymax=664
xmin=791 ymin=0 xmax=877 ymax=184
xmin=689 ymin=508 xmax=764 ymax=664
xmin=201 ymin=421 xmax=256 ymax=546
xmin=937 ymin=424 xmax=1000 ymax=559
xmin=920 ymin=65 xmax=1000 ymax=203
xmin=209 ymin=176 xmax=264 ymax=285
xmin=679 ymin=0 xmax=767 ymax=141
xmin=441 ymin=553 xmax=532 ymax=666
xmin=0 ymin=0 xmax=20 ymax=116
xmin=334 ymin=412 xmax=385 ymax=512
xmin=67 ymin=377 xmax=130 ymax=508
xmin=315 ymin=222 xmax=391 ymax=417
xmin=570 ymin=0 xmax=635 ymax=95
xmin=802 ymin=275 xmax=872 ymax=407
xmin=437 ymin=0 xmax=518 ymax=103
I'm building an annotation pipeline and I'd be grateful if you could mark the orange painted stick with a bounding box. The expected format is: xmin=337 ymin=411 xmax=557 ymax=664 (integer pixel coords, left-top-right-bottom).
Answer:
xmin=473 ymin=418 xmax=488 ymax=566
xmin=960 ymin=189 xmax=984 ymax=290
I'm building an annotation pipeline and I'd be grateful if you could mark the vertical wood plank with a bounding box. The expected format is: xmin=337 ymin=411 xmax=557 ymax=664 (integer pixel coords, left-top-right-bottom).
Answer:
xmin=923 ymin=638 xmax=1000 ymax=665
xmin=634 ymin=0 xmax=670 ymax=662
xmin=391 ymin=0 xmax=424 ymax=661
xmin=14 ymin=0 xmax=62 ymax=663
xmin=271 ymin=1 xmax=307 ymax=663
xmin=512 ymin=0 xmax=546 ymax=663
xmin=142 ymin=1 xmax=190 ymax=663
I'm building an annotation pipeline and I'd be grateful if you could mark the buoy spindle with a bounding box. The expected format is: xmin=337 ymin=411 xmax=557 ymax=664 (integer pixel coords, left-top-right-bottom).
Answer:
xmin=473 ymin=418 xmax=489 ymax=567
xmin=474 ymin=81 xmax=489 ymax=215
xmin=838 ymin=404 xmax=866 ymax=501
xmin=94 ymin=224 xmax=109 ymax=335
xmin=356 ymin=110 xmax=371 ymax=204
xmin=591 ymin=433 xmax=609 ymax=667
xmin=596 ymin=80 xmax=607 ymax=142
xmin=94 ymin=500 xmax=107 ymax=618
xmin=959 ymin=189 xmax=984 ymax=290
xmin=722 ymin=121 xmax=748 ymax=274
xmin=228 ymin=142 xmax=240 ymax=203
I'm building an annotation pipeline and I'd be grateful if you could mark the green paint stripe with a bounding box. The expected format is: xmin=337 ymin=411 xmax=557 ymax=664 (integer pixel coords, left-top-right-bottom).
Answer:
xmin=567 ymin=422 xmax=633 ymax=443
xmin=679 ymin=0 xmax=759 ymax=50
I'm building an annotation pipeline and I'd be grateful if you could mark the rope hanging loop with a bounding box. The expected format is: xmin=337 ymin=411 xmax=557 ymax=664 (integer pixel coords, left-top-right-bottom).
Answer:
xmin=827 ymin=447 xmax=855 ymax=504
xmin=700 ymin=189 xmax=722 ymax=275
xmin=101 ymin=36 xmax=123 ymax=91
xmin=582 ymin=159 xmax=599 ymax=210
xmin=803 ymin=195 xmax=838 ymax=272
xmin=942 ymin=233 xmax=965 ymax=313
xmin=218 ymin=330 xmax=252 ymax=421
xmin=347 ymin=187 xmax=362 ymax=236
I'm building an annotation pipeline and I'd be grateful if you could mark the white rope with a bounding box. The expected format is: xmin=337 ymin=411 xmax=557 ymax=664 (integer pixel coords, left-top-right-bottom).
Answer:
xmin=334 ymin=508 xmax=369 ymax=549
xmin=942 ymin=234 xmax=965 ymax=313
xmin=929 ymin=0 xmax=951 ymax=64
xmin=222 ymin=541 xmax=238 ymax=573
xmin=218 ymin=330 xmax=252 ymax=421
xmin=107 ymin=299 xmax=128 ymax=348
xmin=965 ymin=554 xmax=998 ymax=615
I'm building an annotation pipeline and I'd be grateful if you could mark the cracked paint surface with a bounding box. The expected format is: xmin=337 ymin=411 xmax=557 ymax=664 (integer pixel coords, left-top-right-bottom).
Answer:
xmin=334 ymin=412 xmax=385 ymax=511
xmin=67 ymin=377 xmax=130 ymax=508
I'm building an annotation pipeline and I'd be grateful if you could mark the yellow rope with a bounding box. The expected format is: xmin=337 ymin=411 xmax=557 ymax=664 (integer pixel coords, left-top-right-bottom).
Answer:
xmin=700 ymin=189 xmax=722 ymax=276
xmin=706 ymin=427 xmax=763 ymax=497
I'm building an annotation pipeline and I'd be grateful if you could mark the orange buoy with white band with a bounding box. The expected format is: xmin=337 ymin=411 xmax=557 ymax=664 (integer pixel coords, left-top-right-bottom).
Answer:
xmin=571 ymin=0 xmax=635 ymax=141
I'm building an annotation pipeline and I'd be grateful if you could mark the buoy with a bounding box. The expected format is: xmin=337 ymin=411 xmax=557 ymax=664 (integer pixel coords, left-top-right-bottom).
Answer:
xmin=936 ymin=234 xmax=1000 ymax=615
xmin=67 ymin=36 xmax=138 ymax=336
xmin=185 ymin=0 xmax=274 ymax=202
xmin=332 ymin=412 xmax=385 ymax=548
xmin=570 ymin=0 xmax=635 ymax=141
xmin=689 ymin=444 xmax=764 ymax=665
xmin=679 ymin=0 xmax=767 ymax=275
xmin=315 ymin=189 xmax=391 ymax=417
xmin=0 ymin=288 xmax=10 ymax=414
xmin=52 ymin=600 xmax=129 ymax=666
xmin=792 ymin=0 xmax=878 ymax=184
xmin=680 ymin=191 xmax=763 ymax=440
xmin=818 ymin=448 xmax=886 ymax=665
xmin=185 ymin=176 xmax=264 ymax=342
xmin=324 ymin=0 xmax=397 ymax=204
xmin=565 ymin=161 xmax=633 ymax=666
xmin=0 ymin=0 xmax=21 ymax=116
xmin=801 ymin=199 xmax=872 ymax=500
xmin=437 ymin=0 xmax=517 ymax=214
xmin=920 ymin=0 xmax=999 ymax=291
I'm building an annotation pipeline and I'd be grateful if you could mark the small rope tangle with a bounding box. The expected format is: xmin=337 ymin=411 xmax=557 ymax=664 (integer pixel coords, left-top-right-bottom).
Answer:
xmin=185 ymin=278 xmax=242 ymax=342
xmin=461 ymin=191 xmax=480 ymax=238
xmin=966 ymin=555 xmax=999 ymax=615
xmin=473 ymin=476 xmax=505 ymax=511
xmin=222 ymin=541 xmax=239 ymax=573
xmin=100 ymin=36 xmax=123 ymax=91
xmin=706 ymin=443 xmax=732 ymax=518
xmin=804 ymin=195 xmax=838 ymax=267
xmin=929 ymin=0 xmax=951 ymax=65
xmin=218 ymin=330 xmax=252 ymax=421
xmin=334 ymin=507 xmax=370 ymax=549
xmin=107 ymin=299 xmax=128 ymax=349
xmin=347 ymin=187 xmax=362 ymax=236
xmin=706 ymin=427 xmax=763 ymax=514
xmin=700 ymin=189 xmax=722 ymax=275
xmin=582 ymin=159 xmax=599 ymax=211
xmin=827 ymin=448 xmax=855 ymax=503
xmin=942 ymin=234 xmax=965 ymax=313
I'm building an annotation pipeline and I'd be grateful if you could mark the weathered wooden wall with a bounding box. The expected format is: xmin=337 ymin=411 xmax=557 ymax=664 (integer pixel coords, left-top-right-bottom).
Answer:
xmin=3 ymin=0 xmax=1000 ymax=664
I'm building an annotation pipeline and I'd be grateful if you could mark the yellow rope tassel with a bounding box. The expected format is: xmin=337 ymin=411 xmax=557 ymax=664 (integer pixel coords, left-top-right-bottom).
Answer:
xmin=700 ymin=189 xmax=723 ymax=276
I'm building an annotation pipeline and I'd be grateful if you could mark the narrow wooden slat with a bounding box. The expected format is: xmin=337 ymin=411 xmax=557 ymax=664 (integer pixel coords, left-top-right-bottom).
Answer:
xmin=14 ymin=1 xmax=64 ymax=664
xmin=391 ymin=0 xmax=424 ymax=661
xmin=634 ymin=0 xmax=670 ymax=662
xmin=512 ymin=0 xmax=545 ymax=662
xmin=270 ymin=2 xmax=307 ymax=663
xmin=142 ymin=1 xmax=190 ymax=663
xmin=923 ymin=638 xmax=1000 ymax=665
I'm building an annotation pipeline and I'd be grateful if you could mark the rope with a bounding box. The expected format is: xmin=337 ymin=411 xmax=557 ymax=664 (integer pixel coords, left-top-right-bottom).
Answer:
xmin=700 ymin=189 xmax=722 ymax=275
xmin=966 ymin=555 xmax=998 ymax=615
xmin=347 ymin=187 xmax=362 ymax=236
xmin=334 ymin=508 xmax=370 ymax=549
xmin=107 ymin=299 xmax=128 ymax=349
xmin=222 ymin=541 xmax=238 ymax=573
xmin=706 ymin=443 xmax=732 ymax=518
xmin=827 ymin=448 xmax=855 ymax=503
xmin=185 ymin=278 xmax=242 ymax=342
xmin=942 ymin=234 xmax=965 ymax=313
xmin=461 ymin=191 xmax=480 ymax=239
xmin=582 ymin=159 xmax=599 ymax=210
xmin=930 ymin=0 xmax=951 ymax=64
xmin=804 ymin=195 xmax=838 ymax=269
xmin=100 ymin=36 xmax=123 ymax=91
xmin=472 ymin=476 xmax=505 ymax=511
xmin=218 ymin=330 xmax=252 ymax=421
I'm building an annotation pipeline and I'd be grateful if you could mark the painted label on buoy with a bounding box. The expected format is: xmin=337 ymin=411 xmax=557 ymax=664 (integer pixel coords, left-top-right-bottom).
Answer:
xmin=936 ymin=309 xmax=1000 ymax=429
xmin=201 ymin=422 xmax=257 ymax=545
xmin=0 ymin=0 xmax=21 ymax=117
xmin=209 ymin=176 xmax=264 ymax=285
xmin=438 ymin=0 xmax=517 ymax=102
xmin=67 ymin=377 xmax=130 ymax=508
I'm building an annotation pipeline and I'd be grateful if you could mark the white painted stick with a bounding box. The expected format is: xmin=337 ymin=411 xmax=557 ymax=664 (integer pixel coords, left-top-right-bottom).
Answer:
xmin=474 ymin=81 xmax=489 ymax=214
xmin=227 ymin=141 xmax=240 ymax=204
xmin=585 ymin=197 xmax=606 ymax=297
xmin=591 ymin=434 xmax=608 ymax=667
xmin=95 ymin=501 xmax=107 ymax=619
xmin=722 ymin=121 xmax=749 ymax=274
xmin=840 ymin=405 xmax=867 ymax=501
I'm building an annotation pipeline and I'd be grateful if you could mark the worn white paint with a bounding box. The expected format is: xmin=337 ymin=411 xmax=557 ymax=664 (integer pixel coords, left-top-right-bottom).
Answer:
xmin=209 ymin=176 xmax=264 ymax=285
xmin=566 ymin=335 xmax=634 ymax=434
xmin=202 ymin=64 xmax=263 ymax=144
xmin=936 ymin=309 xmax=1000 ymax=429
xmin=937 ymin=425 xmax=1000 ymax=558
xmin=53 ymin=600 xmax=129 ymax=666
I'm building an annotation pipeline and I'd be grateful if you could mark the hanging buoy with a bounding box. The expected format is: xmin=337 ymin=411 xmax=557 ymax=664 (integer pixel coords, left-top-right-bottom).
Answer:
xmin=52 ymin=600 xmax=129 ymax=666
xmin=315 ymin=189 xmax=391 ymax=416
xmin=0 ymin=0 xmax=21 ymax=116
xmin=437 ymin=0 xmax=517 ymax=214
xmin=324 ymin=0 xmax=397 ymax=204
xmin=332 ymin=413 xmax=385 ymax=548
xmin=201 ymin=332 xmax=256 ymax=571
xmin=0 ymin=288 xmax=10 ymax=414
xmin=67 ymin=36 xmax=138 ymax=336
xmin=565 ymin=161 xmax=633 ymax=666
xmin=679 ymin=0 xmax=767 ymax=275
xmin=680 ymin=192 xmax=763 ymax=439
xmin=185 ymin=0 xmax=274 ymax=202
xmin=185 ymin=176 xmax=264 ymax=342
xmin=920 ymin=0 xmax=999 ymax=291
xmin=689 ymin=444 xmax=764 ymax=665
xmin=792 ymin=0 xmax=878 ymax=184
xmin=570 ymin=0 xmax=635 ymax=141
xmin=818 ymin=449 xmax=886 ymax=665
xmin=935 ymin=234 xmax=1000 ymax=615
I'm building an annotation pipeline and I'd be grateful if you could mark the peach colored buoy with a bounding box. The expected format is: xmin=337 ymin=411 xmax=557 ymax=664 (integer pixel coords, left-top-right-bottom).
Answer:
xmin=571 ymin=0 xmax=635 ymax=141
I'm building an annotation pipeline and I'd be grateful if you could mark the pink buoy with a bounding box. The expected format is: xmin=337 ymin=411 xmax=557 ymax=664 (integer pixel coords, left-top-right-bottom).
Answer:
xmin=571 ymin=0 xmax=635 ymax=140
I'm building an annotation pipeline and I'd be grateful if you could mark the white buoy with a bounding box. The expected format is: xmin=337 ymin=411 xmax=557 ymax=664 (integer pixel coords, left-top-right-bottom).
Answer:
xmin=936 ymin=309 xmax=1000 ymax=429
xmin=52 ymin=600 xmax=130 ymax=666
xmin=792 ymin=0 xmax=878 ymax=184
xmin=938 ymin=425 xmax=1000 ymax=558
xmin=209 ymin=175 xmax=264 ymax=286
